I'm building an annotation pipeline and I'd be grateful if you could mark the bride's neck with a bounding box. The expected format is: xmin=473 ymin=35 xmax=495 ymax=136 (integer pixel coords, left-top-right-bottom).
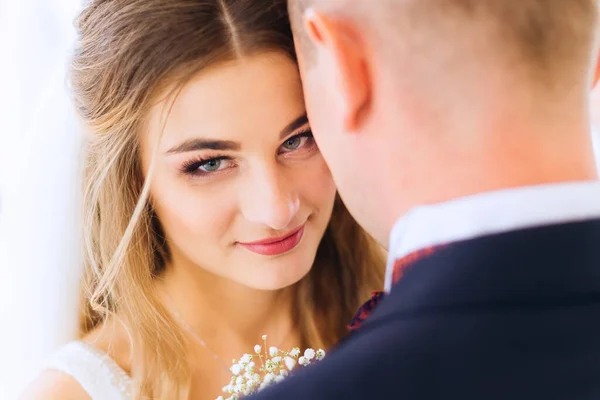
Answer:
xmin=156 ymin=258 xmax=298 ymax=355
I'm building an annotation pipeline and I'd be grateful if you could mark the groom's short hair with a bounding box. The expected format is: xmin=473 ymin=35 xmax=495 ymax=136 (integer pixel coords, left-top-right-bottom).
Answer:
xmin=289 ymin=0 xmax=599 ymax=85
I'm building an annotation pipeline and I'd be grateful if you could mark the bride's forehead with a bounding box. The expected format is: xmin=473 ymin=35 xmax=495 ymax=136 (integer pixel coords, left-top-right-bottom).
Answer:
xmin=145 ymin=54 xmax=306 ymax=147
xmin=172 ymin=54 xmax=303 ymax=113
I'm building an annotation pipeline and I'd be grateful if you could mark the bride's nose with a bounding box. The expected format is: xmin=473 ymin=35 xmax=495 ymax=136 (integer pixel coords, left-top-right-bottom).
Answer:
xmin=240 ymin=165 xmax=300 ymax=231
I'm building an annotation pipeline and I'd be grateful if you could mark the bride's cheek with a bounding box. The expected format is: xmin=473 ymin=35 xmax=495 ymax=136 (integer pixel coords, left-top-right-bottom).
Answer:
xmin=294 ymin=159 xmax=337 ymax=213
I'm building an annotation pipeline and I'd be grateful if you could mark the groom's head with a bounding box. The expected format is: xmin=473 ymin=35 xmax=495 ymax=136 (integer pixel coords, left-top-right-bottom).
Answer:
xmin=289 ymin=0 xmax=600 ymax=246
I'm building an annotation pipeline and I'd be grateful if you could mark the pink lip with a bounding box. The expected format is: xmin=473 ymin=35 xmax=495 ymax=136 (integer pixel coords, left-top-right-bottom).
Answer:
xmin=238 ymin=225 xmax=305 ymax=256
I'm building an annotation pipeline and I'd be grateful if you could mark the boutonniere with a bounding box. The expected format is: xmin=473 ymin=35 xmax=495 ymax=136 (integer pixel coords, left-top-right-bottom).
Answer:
xmin=217 ymin=335 xmax=325 ymax=400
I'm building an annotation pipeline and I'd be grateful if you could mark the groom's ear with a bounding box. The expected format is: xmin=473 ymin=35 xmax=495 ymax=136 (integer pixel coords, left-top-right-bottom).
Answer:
xmin=303 ymin=9 xmax=372 ymax=132
xmin=593 ymin=53 xmax=600 ymax=89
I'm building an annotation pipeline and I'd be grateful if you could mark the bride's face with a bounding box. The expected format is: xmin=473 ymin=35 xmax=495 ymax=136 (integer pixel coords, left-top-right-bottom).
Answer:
xmin=140 ymin=52 xmax=336 ymax=290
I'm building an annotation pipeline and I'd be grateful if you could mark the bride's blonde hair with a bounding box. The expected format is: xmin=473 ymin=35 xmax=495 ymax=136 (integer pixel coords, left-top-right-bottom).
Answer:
xmin=72 ymin=0 xmax=385 ymax=398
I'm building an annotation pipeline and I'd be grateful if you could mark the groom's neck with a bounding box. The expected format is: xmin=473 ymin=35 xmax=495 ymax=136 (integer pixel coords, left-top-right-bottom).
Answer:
xmin=374 ymin=92 xmax=597 ymax=243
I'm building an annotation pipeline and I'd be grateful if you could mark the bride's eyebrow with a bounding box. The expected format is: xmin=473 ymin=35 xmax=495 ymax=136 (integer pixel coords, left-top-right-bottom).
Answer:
xmin=279 ymin=113 xmax=308 ymax=139
xmin=165 ymin=138 xmax=240 ymax=154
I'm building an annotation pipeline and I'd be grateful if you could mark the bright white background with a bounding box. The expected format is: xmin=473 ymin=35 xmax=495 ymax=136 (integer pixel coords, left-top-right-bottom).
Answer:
xmin=1 ymin=2 xmax=600 ymax=399
xmin=0 ymin=0 xmax=83 ymax=398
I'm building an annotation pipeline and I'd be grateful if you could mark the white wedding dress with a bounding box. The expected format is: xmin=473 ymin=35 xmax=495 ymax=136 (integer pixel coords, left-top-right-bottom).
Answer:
xmin=45 ymin=341 xmax=133 ymax=399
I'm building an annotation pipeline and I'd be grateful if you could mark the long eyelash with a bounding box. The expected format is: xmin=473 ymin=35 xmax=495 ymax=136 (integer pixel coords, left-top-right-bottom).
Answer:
xmin=180 ymin=156 xmax=229 ymax=174
xmin=280 ymin=128 xmax=315 ymax=152
xmin=292 ymin=127 xmax=313 ymax=140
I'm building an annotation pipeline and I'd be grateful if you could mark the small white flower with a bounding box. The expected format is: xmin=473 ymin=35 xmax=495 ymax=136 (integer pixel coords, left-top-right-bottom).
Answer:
xmin=230 ymin=364 xmax=242 ymax=376
xmin=254 ymin=344 xmax=262 ymax=354
xmin=235 ymin=376 xmax=244 ymax=386
xmin=269 ymin=346 xmax=279 ymax=357
xmin=298 ymin=356 xmax=309 ymax=366
xmin=279 ymin=369 xmax=288 ymax=377
xmin=289 ymin=347 xmax=300 ymax=358
xmin=304 ymin=348 xmax=316 ymax=361
xmin=262 ymin=334 xmax=268 ymax=340
xmin=242 ymin=386 xmax=253 ymax=396
xmin=271 ymin=356 xmax=282 ymax=364
xmin=245 ymin=361 xmax=256 ymax=372
xmin=264 ymin=373 xmax=276 ymax=384
xmin=316 ymin=349 xmax=326 ymax=360
xmin=224 ymin=384 xmax=234 ymax=393
xmin=284 ymin=356 xmax=296 ymax=371
xmin=275 ymin=375 xmax=285 ymax=383
xmin=240 ymin=353 xmax=252 ymax=364
xmin=233 ymin=383 xmax=243 ymax=393
xmin=265 ymin=359 xmax=275 ymax=372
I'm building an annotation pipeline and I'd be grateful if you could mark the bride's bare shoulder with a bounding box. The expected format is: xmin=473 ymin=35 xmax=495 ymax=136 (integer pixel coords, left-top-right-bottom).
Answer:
xmin=80 ymin=317 xmax=133 ymax=375
xmin=21 ymin=319 xmax=132 ymax=400
xmin=20 ymin=370 xmax=91 ymax=400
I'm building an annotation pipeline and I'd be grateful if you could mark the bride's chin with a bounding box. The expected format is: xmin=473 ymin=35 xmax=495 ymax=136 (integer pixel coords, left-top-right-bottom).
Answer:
xmin=239 ymin=264 xmax=313 ymax=292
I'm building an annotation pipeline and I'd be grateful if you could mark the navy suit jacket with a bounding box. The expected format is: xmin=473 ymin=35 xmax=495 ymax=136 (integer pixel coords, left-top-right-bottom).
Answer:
xmin=250 ymin=219 xmax=600 ymax=399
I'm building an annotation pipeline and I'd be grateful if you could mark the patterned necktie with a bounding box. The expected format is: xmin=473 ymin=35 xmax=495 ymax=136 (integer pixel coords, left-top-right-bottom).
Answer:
xmin=347 ymin=245 xmax=442 ymax=332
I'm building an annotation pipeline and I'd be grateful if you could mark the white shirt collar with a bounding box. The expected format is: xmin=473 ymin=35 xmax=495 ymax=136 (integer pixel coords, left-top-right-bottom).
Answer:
xmin=384 ymin=181 xmax=600 ymax=292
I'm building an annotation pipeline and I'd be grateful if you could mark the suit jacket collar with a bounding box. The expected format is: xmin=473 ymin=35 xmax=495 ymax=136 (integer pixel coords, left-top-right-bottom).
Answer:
xmin=372 ymin=219 xmax=600 ymax=327
xmin=385 ymin=181 xmax=600 ymax=291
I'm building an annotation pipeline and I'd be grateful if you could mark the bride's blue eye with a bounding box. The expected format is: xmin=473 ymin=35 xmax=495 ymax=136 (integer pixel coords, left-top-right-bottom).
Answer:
xmin=181 ymin=156 xmax=233 ymax=177
xmin=200 ymin=158 xmax=222 ymax=172
xmin=282 ymin=136 xmax=302 ymax=151
xmin=279 ymin=130 xmax=315 ymax=154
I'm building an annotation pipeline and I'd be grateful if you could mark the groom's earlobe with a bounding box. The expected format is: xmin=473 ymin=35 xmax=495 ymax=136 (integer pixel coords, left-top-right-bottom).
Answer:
xmin=303 ymin=10 xmax=372 ymax=133
xmin=593 ymin=53 xmax=600 ymax=88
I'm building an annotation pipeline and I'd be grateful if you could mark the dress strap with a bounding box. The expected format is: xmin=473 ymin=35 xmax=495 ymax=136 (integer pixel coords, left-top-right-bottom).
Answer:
xmin=45 ymin=341 xmax=133 ymax=399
